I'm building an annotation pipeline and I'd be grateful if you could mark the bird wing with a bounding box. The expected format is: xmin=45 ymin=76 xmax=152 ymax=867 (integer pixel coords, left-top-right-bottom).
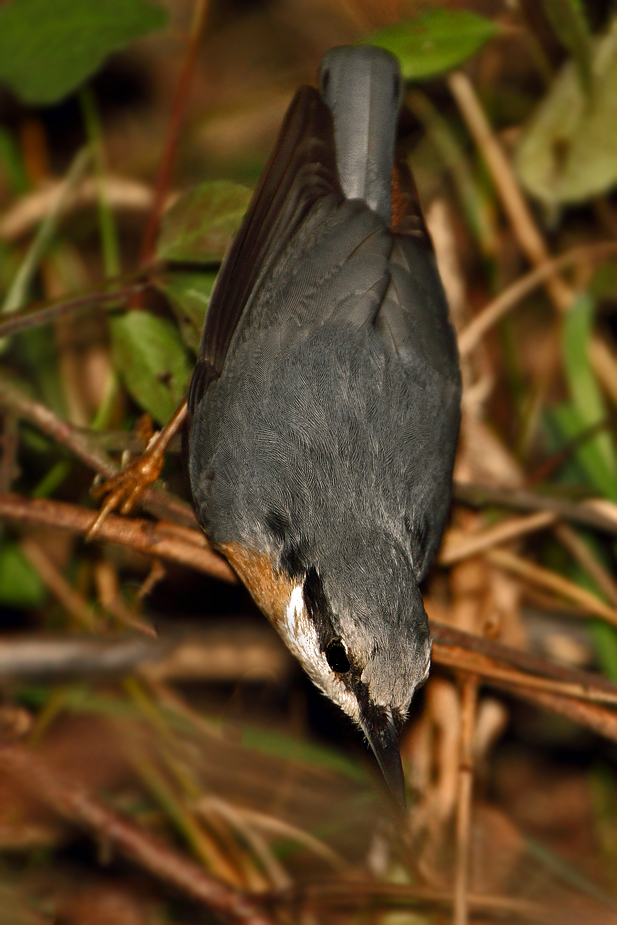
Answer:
xmin=188 ymin=86 xmax=344 ymax=413
xmin=376 ymin=149 xmax=459 ymax=381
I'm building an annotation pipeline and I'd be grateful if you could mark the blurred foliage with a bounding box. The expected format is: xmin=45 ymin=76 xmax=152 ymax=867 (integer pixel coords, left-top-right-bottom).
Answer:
xmin=0 ymin=0 xmax=167 ymax=105
xmin=361 ymin=10 xmax=500 ymax=79
xmin=516 ymin=16 xmax=617 ymax=205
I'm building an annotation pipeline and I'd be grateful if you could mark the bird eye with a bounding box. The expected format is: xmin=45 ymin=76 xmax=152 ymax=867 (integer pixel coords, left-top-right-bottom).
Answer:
xmin=321 ymin=68 xmax=330 ymax=94
xmin=393 ymin=74 xmax=401 ymax=102
xmin=325 ymin=638 xmax=350 ymax=673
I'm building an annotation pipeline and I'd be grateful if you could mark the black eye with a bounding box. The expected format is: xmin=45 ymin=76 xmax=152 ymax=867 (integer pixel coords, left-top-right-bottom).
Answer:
xmin=321 ymin=68 xmax=330 ymax=94
xmin=325 ymin=639 xmax=350 ymax=673
xmin=393 ymin=74 xmax=401 ymax=102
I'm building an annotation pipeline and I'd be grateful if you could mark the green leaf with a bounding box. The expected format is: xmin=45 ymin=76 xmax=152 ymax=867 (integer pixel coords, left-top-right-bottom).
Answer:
xmin=156 ymin=269 xmax=217 ymax=353
xmin=561 ymin=292 xmax=616 ymax=498
xmin=361 ymin=11 xmax=500 ymax=81
xmin=111 ymin=311 xmax=191 ymax=426
xmin=515 ymin=17 xmax=617 ymax=205
xmin=0 ymin=0 xmax=167 ymax=105
xmin=157 ymin=181 xmax=252 ymax=264
xmin=540 ymin=0 xmax=592 ymax=91
xmin=155 ymin=181 xmax=251 ymax=351
xmin=0 ymin=543 xmax=47 ymax=608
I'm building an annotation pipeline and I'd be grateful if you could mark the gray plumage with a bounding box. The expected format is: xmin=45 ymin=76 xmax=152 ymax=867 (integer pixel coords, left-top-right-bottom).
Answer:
xmin=187 ymin=46 xmax=461 ymax=804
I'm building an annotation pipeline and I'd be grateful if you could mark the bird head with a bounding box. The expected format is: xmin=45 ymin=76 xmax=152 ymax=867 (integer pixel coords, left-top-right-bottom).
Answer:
xmin=275 ymin=529 xmax=431 ymax=806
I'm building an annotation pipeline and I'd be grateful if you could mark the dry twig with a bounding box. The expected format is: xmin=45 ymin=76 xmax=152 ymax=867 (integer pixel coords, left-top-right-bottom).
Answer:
xmin=458 ymin=242 xmax=617 ymax=357
xmin=0 ymin=378 xmax=195 ymax=526
xmin=453 ymin=674 xmax=478 ymax=925
xmin=0 ymin=492 xmax=234 ymax=582
xmin=448 ymin=70 xmax=572 ymax=312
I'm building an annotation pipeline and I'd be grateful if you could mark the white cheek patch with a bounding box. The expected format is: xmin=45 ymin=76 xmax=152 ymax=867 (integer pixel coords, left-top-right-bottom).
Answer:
xmin=281 ymin=586 xmax=360 ymax=723
xmin=283 ymin=585 xmax=321 ymax=668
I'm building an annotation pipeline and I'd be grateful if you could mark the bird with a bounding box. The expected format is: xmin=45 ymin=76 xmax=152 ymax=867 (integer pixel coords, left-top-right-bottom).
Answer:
xmin=186 ymin=45 xmax=461 ymax=807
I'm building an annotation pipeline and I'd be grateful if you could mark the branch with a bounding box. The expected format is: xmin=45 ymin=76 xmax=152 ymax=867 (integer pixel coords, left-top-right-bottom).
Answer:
xmin=0 ymin=493 xmax=234 ymax=583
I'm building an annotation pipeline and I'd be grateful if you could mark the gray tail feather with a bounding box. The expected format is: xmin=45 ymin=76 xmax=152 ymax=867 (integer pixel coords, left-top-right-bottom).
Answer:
xmin=319 ymin=45 xmax=402 ymax=226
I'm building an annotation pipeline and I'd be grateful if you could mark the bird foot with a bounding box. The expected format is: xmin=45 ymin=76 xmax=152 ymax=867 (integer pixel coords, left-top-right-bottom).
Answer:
xmin=87 ymin=401 xmax=188 ymax=540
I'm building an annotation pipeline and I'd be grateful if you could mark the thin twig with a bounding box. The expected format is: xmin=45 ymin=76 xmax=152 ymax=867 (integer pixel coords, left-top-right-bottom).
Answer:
xmin=138 ymin=0 xmax=209 ymax=268
xmin=485 ymin=547 xmax=617 ymax=626
xmin=453 ymin=481 xmax=617 ymax=537
xmin=440 ymin=510 xmax=556 ymax=566
xmin=458 ymin=242 xmax=617 ymax=357
xmin=19 ymin=537 xmax=97 ymax=629
xmin=0 ymin=378 xmax=195 ymax=526
xmin=0 ymin=493 xmax=234 ymax=583
xmin=433 ymin=640 xmax=617 ymax=706
xmin=448 ymin=71 xmax=572 ymax=312
xmin=0 ymin=744 xmax=276 ymax=925
xmin=453 ymin=674 xmax=478 ymax=925
xmin=0 ymin=278 xmax=147 ymax=340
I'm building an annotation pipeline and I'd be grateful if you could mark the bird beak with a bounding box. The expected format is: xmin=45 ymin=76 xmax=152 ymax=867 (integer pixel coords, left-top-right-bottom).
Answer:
xmin=360 ymin=704 xmax=406 ymax=809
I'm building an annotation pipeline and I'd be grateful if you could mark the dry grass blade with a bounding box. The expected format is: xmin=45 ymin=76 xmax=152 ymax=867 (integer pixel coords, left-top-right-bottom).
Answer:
xmin=196 ymin=798 xmax=293 ymax=891
xmin=485 ymin=547 xmax=617 ymax=626
xmin=448 ymin=70 xmax=572 ymax=312
xmin=0 ymin=175 xmax=157 ymax=242
xmin=555 ymin=523 xmax=617 ymax=606
xmin=454 ymin=481 xmax=617 ymax=537
xmin=0 ymin=744 xmax=277 ymax=925
xmin=237 ymin=808 xmax=348 ymax=872
xmin=270 ymin=880 xmax=550 ymax=921
xmin=458 ymin=242 xmax=617 ymax=357
xmin=440 ymin=510 xmax=557 ymax=566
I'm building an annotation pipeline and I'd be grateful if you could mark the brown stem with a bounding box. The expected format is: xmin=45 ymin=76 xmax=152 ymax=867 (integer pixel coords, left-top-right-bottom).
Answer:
xmin=430 ymin=621 xmax=617 ymax=698
xmin=0 ymin=492 xmax=234 ymax=583
xmin=0 ymin=744 xmax=276 ymax=925
xmin=453 ymin=481 xmax=617 ymax=537
xmin=453 ymin=675 xmax=478 ymax=925
xmin=138 ymin=0 xmax=209 ymax=269
xmin=0 ymin=278 xmax=147 ymax=340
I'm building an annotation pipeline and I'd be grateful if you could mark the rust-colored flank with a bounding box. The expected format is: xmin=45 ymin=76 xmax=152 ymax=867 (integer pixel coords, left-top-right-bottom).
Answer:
xmin=218 ymin=542 xmax=294 ymax=632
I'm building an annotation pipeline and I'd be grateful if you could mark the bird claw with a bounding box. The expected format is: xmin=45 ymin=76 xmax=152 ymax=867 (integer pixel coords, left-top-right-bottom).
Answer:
xmin=87 ymin=417 xmax=166 ymax=540
xmin=87 ymin=403 xmax=189 ymax=541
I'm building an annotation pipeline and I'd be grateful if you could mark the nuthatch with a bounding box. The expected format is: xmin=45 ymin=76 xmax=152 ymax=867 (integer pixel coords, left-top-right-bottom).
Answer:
xmin=186 ymin=46 xmax=461 ymax=806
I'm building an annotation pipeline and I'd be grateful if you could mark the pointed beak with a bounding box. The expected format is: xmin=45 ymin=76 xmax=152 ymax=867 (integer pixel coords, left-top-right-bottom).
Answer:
xmin=360 ymin=704 xmax=406 ymax=809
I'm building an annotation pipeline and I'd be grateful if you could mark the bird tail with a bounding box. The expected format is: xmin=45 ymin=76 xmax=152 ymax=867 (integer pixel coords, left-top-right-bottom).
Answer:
xmin=319 ymin=45 xmax=402 ymax=227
